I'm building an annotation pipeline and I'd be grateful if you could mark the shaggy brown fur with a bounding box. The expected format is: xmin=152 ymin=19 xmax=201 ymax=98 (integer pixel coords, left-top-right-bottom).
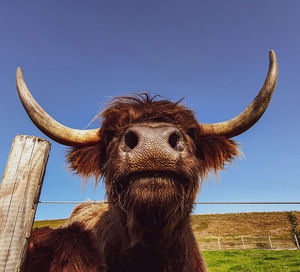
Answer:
xmin=23 ymin=93 xmax=240 ymax=272
xmin=22 ymin=224 xmax=102 ymax=272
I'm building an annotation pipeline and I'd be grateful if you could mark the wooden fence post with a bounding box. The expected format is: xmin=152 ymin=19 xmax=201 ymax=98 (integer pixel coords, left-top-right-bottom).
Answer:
xmin=217 ymin=237 xmax=221 ymax=250
xmin=268 ymin=236 xmax=273 ymax=250
xmin=0 ymin=135 xmax=51 ymax=272
xmin=295 ymin=234 xmax=300 ymax=249
xmin=241 ymin=236 xmax=245 ymax=250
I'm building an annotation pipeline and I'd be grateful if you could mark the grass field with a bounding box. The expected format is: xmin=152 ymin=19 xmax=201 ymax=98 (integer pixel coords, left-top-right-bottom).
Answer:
xmin=203 ymin=250 xmax=300 ymax=272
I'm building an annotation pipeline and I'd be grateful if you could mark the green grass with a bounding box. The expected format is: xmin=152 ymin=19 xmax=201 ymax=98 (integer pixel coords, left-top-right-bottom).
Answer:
xmin=203 ymin=250 xmax=300 ymax=272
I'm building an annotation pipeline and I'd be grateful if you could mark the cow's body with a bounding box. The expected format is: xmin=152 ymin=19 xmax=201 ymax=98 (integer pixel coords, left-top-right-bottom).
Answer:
xmin=23 ymin=203 xmax=207 ymax=272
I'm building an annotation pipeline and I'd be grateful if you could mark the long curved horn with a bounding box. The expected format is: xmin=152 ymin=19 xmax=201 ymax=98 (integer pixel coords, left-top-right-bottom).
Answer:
xmin=199 ymin=50 xmax=278 ymax=138
xmin=16 ymin=67 xmax=100 ymax=147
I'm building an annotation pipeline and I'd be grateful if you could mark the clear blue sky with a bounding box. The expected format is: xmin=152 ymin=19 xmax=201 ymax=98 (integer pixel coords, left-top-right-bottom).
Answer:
xmin=0 ymin=1 xmax=299 ymax=220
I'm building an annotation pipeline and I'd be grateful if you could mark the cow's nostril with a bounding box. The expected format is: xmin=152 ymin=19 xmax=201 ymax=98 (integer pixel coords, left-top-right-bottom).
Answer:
xmin=125 ymin=131 xmax=139 ymax=150
xmin=168 ymin=131 xmax=180 ymax=149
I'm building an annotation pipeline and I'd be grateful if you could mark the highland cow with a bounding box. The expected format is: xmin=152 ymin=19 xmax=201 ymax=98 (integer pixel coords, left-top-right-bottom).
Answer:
xmin=17 ymin=51 xmax=278 ymax=272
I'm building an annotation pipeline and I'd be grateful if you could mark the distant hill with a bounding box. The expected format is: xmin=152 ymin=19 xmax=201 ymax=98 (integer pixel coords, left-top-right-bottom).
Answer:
xmin=191 ymin=211 xmax=300 ymax=238
xmin=34 ymin=211 xmax=300 ymax=239
xmin=33 ymin=219 xmax=68 ymax=229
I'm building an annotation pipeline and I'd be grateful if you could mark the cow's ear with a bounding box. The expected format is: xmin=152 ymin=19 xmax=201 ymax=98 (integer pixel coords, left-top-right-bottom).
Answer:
xmin=66 ymin=144 xmax=104 ymax=184
xmin=195 ymin=136 xmax=240 ymax=177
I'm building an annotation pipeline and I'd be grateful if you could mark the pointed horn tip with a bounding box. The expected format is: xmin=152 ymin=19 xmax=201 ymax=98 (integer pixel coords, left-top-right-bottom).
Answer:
xmin=16 ymin=67 xmax=23 ymax=78
xmin=269 ymin=50 xmax=277 ymax=61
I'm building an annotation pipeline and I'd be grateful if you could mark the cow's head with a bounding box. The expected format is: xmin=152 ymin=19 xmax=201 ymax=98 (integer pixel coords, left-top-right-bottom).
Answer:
xmin=16 ymin=51 xmax=277 ymax=238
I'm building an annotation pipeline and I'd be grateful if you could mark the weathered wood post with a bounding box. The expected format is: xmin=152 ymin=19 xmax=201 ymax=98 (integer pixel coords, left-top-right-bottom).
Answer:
xmin=0 ymin=135 xmax=51 ymax=272
xmin=241 ymin=236 xmax=245 ymax=250
xmin=217 ymin=237 xmax=221 ymax=250
xmin=295 ymin=234 xmax=300 ymax=249
xmin=268 ymin=236 xmax=273 ymax=250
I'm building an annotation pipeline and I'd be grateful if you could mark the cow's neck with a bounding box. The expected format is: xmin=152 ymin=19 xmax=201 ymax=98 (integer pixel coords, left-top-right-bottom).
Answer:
xmin=121 ymin=205 xmax=192 ymax=250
